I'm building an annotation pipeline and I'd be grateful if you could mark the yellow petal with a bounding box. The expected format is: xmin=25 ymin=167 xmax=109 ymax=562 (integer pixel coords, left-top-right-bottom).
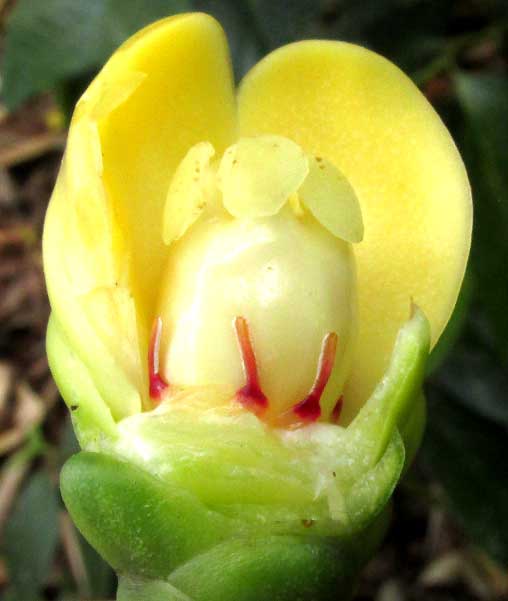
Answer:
xmin=46 ymin=316 xmax=117 ymax=442
xmin=217 ymin=135 xmax=309 ymax=218
xmin=96 ymin=13 xmax=237 ymax=321
xmin=44 ymin=128 xmax=143 ymax=420
xmin=44 ymin=14 xmax=237 ymax=419
xmin=163 ymin=142 xmax=215 ymax=244
xmin=238 ymin=41 xmax=472 ymax=421
xmin=299 ymin=155 xmax=364 ymax=243
xmin=79 ymin=286 xmax=145 ymax=414
xmin=43 ymin=168 xmax=142 ymax=419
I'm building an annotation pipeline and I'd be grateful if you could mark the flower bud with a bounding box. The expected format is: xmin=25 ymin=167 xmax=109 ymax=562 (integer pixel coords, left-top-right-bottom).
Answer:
xmin=43 ymin=13 xmax=472 ymax=601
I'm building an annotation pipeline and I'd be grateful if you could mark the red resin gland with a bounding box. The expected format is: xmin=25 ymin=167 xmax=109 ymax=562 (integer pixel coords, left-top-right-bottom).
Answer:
xmin=234 ymin=316 xmax=268 ymax=414
xmin=148 ymin=317 xmax=169 ymax=403
xmin=292 ymin=332 xmax=338 ymax=422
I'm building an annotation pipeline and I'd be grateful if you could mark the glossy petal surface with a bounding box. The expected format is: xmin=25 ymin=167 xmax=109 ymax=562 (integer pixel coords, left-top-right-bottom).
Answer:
xmin=44 ymin=14 xmax=237 ymax=417
xmin=238 ymin=41 xmax=471 ymax=420
xmin=98 ymin=13 xmax=237 ymax=319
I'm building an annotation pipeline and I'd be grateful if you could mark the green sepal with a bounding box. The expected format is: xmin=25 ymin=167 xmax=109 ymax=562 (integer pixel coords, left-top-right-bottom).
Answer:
xmin=399 ymin=391 xmax=426 ymax=472
xmin=170 ymin=536 xmax=358 ymax=601
xmin=60 ymin=452 xmax=239 ymax=578
xmin=116 ymin=510 xmax=392 ymax=601
xmin=46 ymin=315 xmax=118 ymax=445
xmin=344 ymin=430 xmax=404 ymax=529
xmin=60 ymin=307 xmax=431 ymax=601
xmin=62 ymin=451 xmax=394 ymax=601
xmin=345 ymin=306 xmax=430 ymax=467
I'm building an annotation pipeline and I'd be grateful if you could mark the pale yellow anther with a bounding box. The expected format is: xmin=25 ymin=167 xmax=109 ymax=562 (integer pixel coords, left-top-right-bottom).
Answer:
xmin=217 ymin=135 xmax=309 ymax=218
xmin=299 ymin=156 xmax=364 ymax=243
xmin=163 ymin=142 xmax=215 ymax=245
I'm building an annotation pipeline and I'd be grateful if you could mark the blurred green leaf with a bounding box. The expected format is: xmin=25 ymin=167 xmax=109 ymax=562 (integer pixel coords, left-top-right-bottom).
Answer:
xmin=425 ymin=64 xmax=508 ymax=572
xmin=431 ymin=311 xmax=508 ymax=427
xmin=2 ymin=0 xmax=190 ymax=110
xmin=194 ymin=0 xmax=265 ymax=79
xmin=423 ymin=394 xmax=508 ymax=565
xmin=78 ymin=530 xmax=117 ymax=598
xmin=3 ymin=470 xmax=60 ymax=600
xmin=58 ymin=415 xmax=80 ymax=467
xmin=245 ymin=0 xmax=448 ymax=73
xmin=57 ymin=419 xmax=116 ymax=598
xmin=455 ymin=72 xmax=508 ymax=362
xmin=427 ymin=271 xmax=473 ymax=374
xmin=246 ymin=0 xmax=321 ymax=46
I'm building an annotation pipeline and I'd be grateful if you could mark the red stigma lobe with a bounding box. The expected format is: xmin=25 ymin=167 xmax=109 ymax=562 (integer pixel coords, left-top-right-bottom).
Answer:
xmin=234 ymin=316 xmax=268 ymax=414
xmin=292 ymin=332 xmax=338 ymax=422
xmin=149 ymin=317 xmax=169 ymax=403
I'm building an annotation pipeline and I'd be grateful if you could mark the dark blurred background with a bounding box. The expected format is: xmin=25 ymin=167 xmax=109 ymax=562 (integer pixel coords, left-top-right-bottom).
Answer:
xmin=0 ymin=1 xmax=507 ymax=600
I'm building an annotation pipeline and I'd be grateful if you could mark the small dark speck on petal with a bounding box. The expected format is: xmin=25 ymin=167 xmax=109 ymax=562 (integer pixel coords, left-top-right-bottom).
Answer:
xmin=70 ymin=405 xmax=79 ymax=411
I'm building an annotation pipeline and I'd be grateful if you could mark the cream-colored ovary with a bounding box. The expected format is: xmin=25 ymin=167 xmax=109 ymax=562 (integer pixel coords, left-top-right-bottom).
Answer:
xmin=157 ymin=136 xmax=360 ymax=419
